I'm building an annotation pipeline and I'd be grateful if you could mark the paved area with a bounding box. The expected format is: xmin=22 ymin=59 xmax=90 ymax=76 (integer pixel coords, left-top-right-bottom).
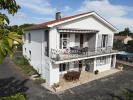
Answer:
xmin=0 ymin=58 xmax=133 ymax=100
xmin=0 ymin=58 xmax=60 ymax=100
xmin=58 ymin=69 xmax=120 ymax=92
xmin=117 ymin=60 xmax=133 ymax=66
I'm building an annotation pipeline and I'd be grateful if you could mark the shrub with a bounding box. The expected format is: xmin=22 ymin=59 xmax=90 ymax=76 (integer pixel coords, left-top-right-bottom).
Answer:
xmin=53 ymin=83 xmax=60 ymax=88
xmin=14 ymin=56 xmax=29 ymax=65
xmin=64 ymin=71 xmax=80 ymax=81
xmin=0 ymin=93 xmax=25 ymax=100
xmin=34 ymin=77 xmax=46 ymax=84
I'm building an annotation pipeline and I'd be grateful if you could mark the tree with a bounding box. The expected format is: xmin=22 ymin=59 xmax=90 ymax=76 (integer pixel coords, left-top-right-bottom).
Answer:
xmin=0 ymin=0 xmax=21 ymax=63
xmin=119 ymin=28 xmax=132 ymax=36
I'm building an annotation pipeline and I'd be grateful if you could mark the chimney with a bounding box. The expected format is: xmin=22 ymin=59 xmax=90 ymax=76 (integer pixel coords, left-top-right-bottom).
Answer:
xmin=55 ymin=12 xmax=61 ymax=20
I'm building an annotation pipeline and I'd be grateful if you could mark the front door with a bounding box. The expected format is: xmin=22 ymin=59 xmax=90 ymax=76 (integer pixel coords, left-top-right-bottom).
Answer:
xmin=80 ymin=34 xmax=84 ymax=47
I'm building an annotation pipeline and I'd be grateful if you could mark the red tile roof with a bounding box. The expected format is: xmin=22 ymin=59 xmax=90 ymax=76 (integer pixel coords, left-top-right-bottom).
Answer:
xmin=25 ymin=11 xmax=94 ymax=30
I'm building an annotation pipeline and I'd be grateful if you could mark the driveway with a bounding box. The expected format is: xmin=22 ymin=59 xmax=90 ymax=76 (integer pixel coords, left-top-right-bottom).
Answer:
xmin=0 ymin=58 xmax=60 ymax=100
xmin=0 ymin=58 xmax=133 ymax=100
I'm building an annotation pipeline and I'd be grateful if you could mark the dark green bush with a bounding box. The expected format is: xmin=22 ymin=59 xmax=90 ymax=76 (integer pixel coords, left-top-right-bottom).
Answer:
xmin=14 ymin=56 xmax=29 ymax=65
xmin=0 ymin=93 xmax=25 ymax=100
xmin=64 ymin=71 xmax=80 ymax=81
xmin=34 ymin=77 xmax=46 ymax=84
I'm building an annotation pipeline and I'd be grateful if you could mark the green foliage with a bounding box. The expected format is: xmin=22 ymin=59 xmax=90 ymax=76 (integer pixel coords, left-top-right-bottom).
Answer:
xmin=14 ymin=56 xmax=29 ymax=65
xmin=9 ymin=25 xmax=23 ymax=35
xmin=123 ymin=90 xmax=133 ymax=100
xmin=34 ymin=77 xmax=46 ymax=84
xmin=14 ymin=56 xmax=37 ymax=76
xmin=127 ymin=40 xmax=133 ymax=47
xmin=115 ymin=27 xmax=133 ymax=36
xmin=113 ymin=40 xmax=125 ymax=50
xmin=0 ymin=93 xmax=25 ymax=100
xmin=19 ymin=24 xmax=34 ymax=29
xmin=0 ymin=0 xmax=21 ymax=63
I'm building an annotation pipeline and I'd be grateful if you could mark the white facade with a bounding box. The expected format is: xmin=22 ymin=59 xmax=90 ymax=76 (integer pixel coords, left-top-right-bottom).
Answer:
xmin=23 ymin=12 xmax=118 ymax=86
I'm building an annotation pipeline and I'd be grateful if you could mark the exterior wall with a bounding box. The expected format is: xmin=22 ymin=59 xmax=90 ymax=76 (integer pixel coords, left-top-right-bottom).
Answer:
xmin=23 ymin=30 xmax=44 ymax=73
xmin=49 ymin=15 xmax=114 ymax=51
xmin=94 ymin=55 xmax=112 ymax=72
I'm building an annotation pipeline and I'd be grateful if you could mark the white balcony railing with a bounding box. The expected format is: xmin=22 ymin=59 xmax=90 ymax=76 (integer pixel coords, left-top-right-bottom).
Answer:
xmin=50 ymin=46 xmax=118 ymax=61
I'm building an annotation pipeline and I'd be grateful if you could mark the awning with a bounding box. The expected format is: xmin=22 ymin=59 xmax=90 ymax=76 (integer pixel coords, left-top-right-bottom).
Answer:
xmin=57 ymin=28 xmax=99 ymax=33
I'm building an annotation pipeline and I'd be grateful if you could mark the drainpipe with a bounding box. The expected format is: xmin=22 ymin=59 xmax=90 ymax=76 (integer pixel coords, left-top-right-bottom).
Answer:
xmin=40 ymin=31 xmax=44 ymax=75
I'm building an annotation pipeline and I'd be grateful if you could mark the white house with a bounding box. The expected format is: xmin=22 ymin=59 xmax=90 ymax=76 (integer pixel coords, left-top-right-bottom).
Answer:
xmin=23 ymin=11 xmax=118 ymax=86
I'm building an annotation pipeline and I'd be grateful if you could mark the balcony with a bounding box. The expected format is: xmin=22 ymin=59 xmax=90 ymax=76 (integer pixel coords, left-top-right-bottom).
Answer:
xmin=50 ymin=46 xmax=118 ymax=62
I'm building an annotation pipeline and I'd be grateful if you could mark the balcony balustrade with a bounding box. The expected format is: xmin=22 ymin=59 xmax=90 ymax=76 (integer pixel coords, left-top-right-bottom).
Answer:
xmin=50 ymin=46 xmax=118 ymax=61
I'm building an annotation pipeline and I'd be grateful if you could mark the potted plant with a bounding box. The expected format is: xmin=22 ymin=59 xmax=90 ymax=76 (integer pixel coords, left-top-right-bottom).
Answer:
xmin=94 ymin=70 xmax=99 ymax=75
xmin=117 ymin=64 xmax=123 ymax=70
xmin=52 ymin=83 xmax=60 ymax=92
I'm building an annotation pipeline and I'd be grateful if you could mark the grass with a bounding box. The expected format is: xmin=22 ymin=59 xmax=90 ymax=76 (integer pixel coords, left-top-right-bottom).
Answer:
xmin=34 ymin=77 xmax=46 ymax=84
xmin=0 ymin=93 xmax=25 ymax=100
xmin=13 ymin=56 xmax=37 ymax=76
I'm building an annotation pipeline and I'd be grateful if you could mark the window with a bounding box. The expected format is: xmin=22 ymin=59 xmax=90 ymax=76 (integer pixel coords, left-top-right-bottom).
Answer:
xmin=44 ymin=30 xmax=49 ymax=56
xmin=29 ymin=50 xmax=31 ymax=60
xmin=96 ymin=56 xmax=109 ymax=66
xmin=102 ymin=35 xmax=108 ymax=47
xmin=59 ymin=63 xmax=69 ymax=72
xmin=60 ymin=33 xmax=69 ymax=49
xmin=99 ymin=56 xmax=106 ymax=64
xmin=28 ymin=33 xmax=31 ymax=43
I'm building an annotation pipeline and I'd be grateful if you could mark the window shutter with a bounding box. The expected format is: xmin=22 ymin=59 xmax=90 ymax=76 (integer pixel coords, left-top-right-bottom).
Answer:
xmin=108 ymin=34 xmax=113 ymax=47
xmin=97 ymin=34 xmax=102 ymax=48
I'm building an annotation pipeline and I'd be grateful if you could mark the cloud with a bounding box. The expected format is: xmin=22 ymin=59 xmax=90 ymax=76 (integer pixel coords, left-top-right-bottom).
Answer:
xmin=63 ymin=6 xmax=71 ymax=12
xmin=16 ymin=0 xmax=56 ymax=15
xmin=9 ymin=12 xmax=53 ymax=25
xmin=8 ymin=0 xmax=56 ymax=25
xmin=76 ymin=0 xmax=133 ymax=31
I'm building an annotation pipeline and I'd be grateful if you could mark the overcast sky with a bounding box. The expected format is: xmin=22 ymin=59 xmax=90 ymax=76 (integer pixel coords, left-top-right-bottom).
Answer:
xmin=7 ymin=0 xmax=133 ymax=31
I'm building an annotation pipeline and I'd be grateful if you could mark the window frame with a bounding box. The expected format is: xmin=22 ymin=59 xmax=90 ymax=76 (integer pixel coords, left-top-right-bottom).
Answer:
xmin=59 ymin=63 xmax=69 ymax=72
xmin=101 ymin=35 xmax=108 ymax=48
xmin=60 ymin=33 xmax=69 ymax=49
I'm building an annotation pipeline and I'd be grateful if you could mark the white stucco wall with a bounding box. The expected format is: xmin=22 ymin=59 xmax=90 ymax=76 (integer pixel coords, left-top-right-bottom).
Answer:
xmin=23 ymin=30 xmax=44 ymax=73
xmin=94 ymin=56 xmax=112 ymax=72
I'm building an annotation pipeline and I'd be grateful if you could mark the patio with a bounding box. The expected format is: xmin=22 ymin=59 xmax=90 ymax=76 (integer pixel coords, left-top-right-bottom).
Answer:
xmin=56 ymin=68 xmax=121 ymax=92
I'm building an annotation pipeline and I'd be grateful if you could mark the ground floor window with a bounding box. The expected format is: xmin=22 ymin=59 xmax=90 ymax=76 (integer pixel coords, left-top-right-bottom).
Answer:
xmin=59 ymin=63 xmax=69 ymax=72
xmin=96 ymin=56 xmax=110 ymax=66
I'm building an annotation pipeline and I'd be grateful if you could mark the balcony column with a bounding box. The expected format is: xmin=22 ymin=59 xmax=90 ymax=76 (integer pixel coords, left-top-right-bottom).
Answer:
xmin=95 ymin=33 xmax=98 ymax=51
xmin=93 ymin=58 xmax=97 ymax=71
xmin=112 ymin=55 xmax=116 ymax=68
